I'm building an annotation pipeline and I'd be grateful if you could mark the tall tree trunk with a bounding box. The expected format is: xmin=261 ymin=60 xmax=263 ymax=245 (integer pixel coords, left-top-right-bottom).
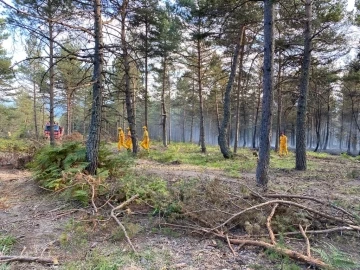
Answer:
xmin=161 ymin=55 xmax=167 ymax=147
xmin=182 ymin=108 xmax=186 ymax=142
xmin=86 ymin=0 xmax=104 ymax=174
xmin=144 ymin=17 xmax=149 ymax=128
xmin=33 ymin=80 xmax=38 ymax=139
xmin=347 ymin=116 xmax=353 ymax=154
xmin=189 ymin=74 xmax=195 ymax=143
xmin=215 ymin=88 xmax=221 ymax=133
xmin=66 ymin=89 xmax=72 ymax=135
xmin=275 ymin=53 xmax=282 ymax=152
xmin=219 ymin=30 xmax=243 ymax=158
xmin=323 ymin=92 xmax=330 ymax=150
xmin=295 ymin=0 xmax=312 ymax=171
xmin=252 ymin=85 xmax=261 ymax=149
xmin=314 ymin=108 xmax=321 ymax=152
xmin=197 ymin=36 xmax=206 ymax=153
xmin=49 ymin=20 xmax=55 ymax=146
xmin=121 ymin=0 xmax=138 ymax=154
xmin=234 ymin=26 xmax=246 ymax=153
xmin=168 ymin=77 xmax=171 ymax=144
xmin=339 ymin=107 xmax=344 ymax=150
xmin=256 ymin=0 xmax=274 ymax=188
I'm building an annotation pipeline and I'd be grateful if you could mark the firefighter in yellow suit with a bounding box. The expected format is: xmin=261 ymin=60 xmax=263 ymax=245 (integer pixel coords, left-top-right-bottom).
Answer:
xmin=279 ymin=132 xmax=288 ymax=156
xmin=140 ymin=126 xmax=150 ymax=151
xmin=117 ymin=127 xmax=125 ymax=151
xmin=125 ymin=127 xmax=132 ymax=151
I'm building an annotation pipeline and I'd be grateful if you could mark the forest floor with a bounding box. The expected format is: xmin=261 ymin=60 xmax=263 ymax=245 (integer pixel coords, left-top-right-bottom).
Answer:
xmin=1 ymin=146 xmax=360 ymax=270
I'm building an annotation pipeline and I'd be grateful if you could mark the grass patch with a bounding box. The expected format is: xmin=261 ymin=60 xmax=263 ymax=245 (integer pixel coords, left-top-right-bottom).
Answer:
xmin=0 ymin=233 xmax=16 ymax=254
xmin=62 ymin=246 xmax=172 ymax=270
xmin=148 ymin=142 xmax=258 ymax=173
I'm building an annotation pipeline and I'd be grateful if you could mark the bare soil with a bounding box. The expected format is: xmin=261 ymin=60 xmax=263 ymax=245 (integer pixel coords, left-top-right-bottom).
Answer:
xmin=1 ymin=153 xmax=360 ymax=270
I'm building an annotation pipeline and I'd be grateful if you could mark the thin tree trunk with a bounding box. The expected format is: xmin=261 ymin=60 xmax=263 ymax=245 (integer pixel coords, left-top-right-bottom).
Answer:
xmin=33 ymin=80 xmax=38 ymax=139
xmin=256 ymin=0 xmax=274 ymax=188
xmin=168 ymin=77 xmax=171 ymax=144
xmin=339 ymin=107 xmax=344 ymax=150
xmin=161 ymin=55 xmax=167 ymax=147
xmin=144 ymin=18 xmax=149 ymax=128
xmin=234 ymin=26 xmax=246 ymax=153
xmin=121 ymin=0 xmax=138 ymax=154
xmin=182 ymin=108 xmax=186 ymax=143
xmin=323 ymin=94 xmax=330 ymax=150
xmin=49 ymin=20 xmax=55 ymax=146
xmin=347 ymin=116 xmax=353 ymax=155
xmin=252 ymin=85 xmax=261 ymax=149
xmin=296 ymin=0 xmax=312 ymax=170
xmin=66 ymin=90 xmax=72 ymax=135
xmin=275 ymin=54 xmax=282 ymax=152
xmin=197 ymin=35 xmax=206 ymax=153
xmin=86 ymin=0 xmax=104 ymax=174
xmin=219 ymin=29 xmax=244 ymax=158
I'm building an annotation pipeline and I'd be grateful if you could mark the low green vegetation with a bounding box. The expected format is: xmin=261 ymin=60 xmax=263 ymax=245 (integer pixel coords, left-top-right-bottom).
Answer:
xmin=0 ymin=233 xmax=16 ymax=254
xmin=29 ymin=142 xmax=134 ymax=205
xmin=313 ymin=243 xmax=360 ymax=270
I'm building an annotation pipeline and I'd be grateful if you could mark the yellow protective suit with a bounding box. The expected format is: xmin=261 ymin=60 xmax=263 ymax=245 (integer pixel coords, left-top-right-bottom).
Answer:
xmin=117 ymin=128 xmax=125 ymax=151
xmin=125 ymin=128 xmax=132 ymax=150
xmin=279 ymin=134 xmax=288 ymax=156
xmin=140 ymin=126 xmax=150 ymax=151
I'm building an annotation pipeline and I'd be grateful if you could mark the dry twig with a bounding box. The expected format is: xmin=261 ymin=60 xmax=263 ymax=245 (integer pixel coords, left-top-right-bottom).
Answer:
xmin=0 ymin=255 xmax=57 ymax=265
xmin=212 ymin=199 xmax=355 ymax=231
xmin=266 ymin=203 xmax=278 ymax=245
xmin=109 ymin=194 xmax=139 ymax=253
xmin=299 ymin=225 xmax=311 ymax=257
xmin=226 ymin=234 xmax=236 ymax=256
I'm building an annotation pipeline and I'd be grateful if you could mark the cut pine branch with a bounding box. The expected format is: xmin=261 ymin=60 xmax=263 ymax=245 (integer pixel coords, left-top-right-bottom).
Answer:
xmin=0 ymin=256 xmax=58 ymax=265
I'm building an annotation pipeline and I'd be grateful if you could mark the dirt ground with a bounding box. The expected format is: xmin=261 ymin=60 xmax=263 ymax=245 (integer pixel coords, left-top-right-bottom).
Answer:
xmin=0 ymin=153 xmax=360 ymax=270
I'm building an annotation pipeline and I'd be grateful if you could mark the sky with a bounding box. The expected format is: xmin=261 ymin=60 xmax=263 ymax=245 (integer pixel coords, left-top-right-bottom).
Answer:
xmin=1 ymin=0 xmax=358 ymax=65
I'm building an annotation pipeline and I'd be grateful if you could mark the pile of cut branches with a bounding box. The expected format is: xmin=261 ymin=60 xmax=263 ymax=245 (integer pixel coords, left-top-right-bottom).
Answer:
xmin=165 ymin=178 xmax=360 ymax=269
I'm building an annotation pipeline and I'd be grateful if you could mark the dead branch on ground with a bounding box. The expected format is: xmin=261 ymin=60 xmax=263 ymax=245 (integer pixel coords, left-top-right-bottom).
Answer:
xmin=0 ymin=255 xmax=57 ymax=265
xmin=108 ymin=194 xmax=139 ymax=253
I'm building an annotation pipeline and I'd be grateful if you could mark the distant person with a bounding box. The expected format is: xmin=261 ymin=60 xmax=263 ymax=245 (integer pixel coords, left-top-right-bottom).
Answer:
xmin=125 ymin=127 xmax=132 ymax=151
xmin=140 ymin=126 xmax=150 ymax=152
xmin=279 ymin=132 xmax=288 ymax=156
xmin=117 ymin=127 xmax=125 ymax=151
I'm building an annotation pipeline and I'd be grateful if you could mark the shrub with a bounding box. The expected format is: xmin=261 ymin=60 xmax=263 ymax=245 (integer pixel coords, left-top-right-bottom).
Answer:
xmin=29 ymin=142 xmax=133 ymax=205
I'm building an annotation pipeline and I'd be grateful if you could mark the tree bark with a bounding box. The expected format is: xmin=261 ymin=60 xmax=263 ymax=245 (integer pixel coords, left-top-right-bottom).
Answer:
xmin=49 ymin=19 xmax=55 ymax=146
xmin=275 ymin=54 xmax=282 ymax=152
xmin=121 ymin=0 xmax=138 ymax=154
xmin=252 ymin=84 xmax=261 ymax=149
xmin=295 ymin=0 xmax=312 ymax=170
xmin=33 ymin=80 xmax=38 ymax=139
xmin=322 ymin=89 xmax=330 ymax=150
xmin=197 ymin=33 xmax=206 ymax=153
xmin=86 ymin=0 xmax=104 ymax=174
xmin=233 ymin=26 xmax=246 ymax=153
xmin=256 ymin=0 xmax=274 ymax=188
xmin=219 ymin=28 xmax=244 ymax=158
xmin=161 ymin=55 xmax=167 ymax=147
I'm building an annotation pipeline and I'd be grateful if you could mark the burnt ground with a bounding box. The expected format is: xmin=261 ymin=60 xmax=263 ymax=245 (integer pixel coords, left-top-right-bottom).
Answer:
xmin=0 ymin=152 xmax=360 ymax=270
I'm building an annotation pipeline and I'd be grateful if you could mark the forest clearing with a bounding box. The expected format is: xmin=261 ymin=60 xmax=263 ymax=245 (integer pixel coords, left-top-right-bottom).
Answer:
xmin=1 ymin=140 xmax=360 ymax=270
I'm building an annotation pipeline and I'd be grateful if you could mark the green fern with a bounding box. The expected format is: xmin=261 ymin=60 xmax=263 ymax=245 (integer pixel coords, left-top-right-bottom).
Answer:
xmin=29 ymin=142 xmax=133 ymax=205
xmin=312 ymin=243 xmax=360 ymax=270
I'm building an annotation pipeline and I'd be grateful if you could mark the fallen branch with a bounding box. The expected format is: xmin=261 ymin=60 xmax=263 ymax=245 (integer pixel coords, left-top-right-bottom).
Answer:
xmin=226 ymin=234 xmax=236 ymax=256
xmin=263 ymin=194 xmax=357 ymax=220
xmin=299 ymin=225 xmax=311 ymax=257
xmin=109 ymin=194 xmax=139 ymax=253
xmin=0 ymin=255 xmax=57 ymax=265
xmin=214 ymin=233 xmax=330 ymax=269
xmin=212 ymin=199 xmax=355 ymax=231
xmin=266 ymin=204 xmax=278 ymax=245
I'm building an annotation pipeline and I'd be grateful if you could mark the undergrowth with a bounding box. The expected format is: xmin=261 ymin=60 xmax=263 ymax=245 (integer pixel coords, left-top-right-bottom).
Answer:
xmin=29 ymin=142 xmax=134 ymax=205
xmin=0 ymin=233 xmax=16 ymax=254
